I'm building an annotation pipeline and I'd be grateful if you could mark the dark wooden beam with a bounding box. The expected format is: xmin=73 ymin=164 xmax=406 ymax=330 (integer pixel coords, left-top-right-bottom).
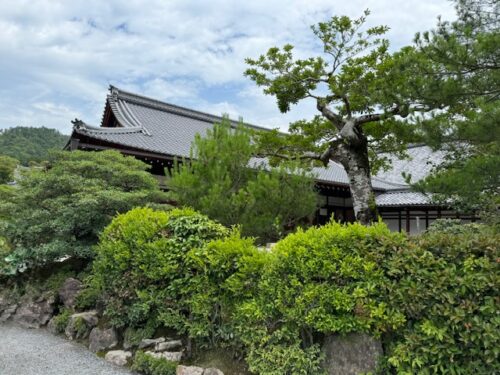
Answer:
xmin=406 ymin=209 xmax=410 ymax=233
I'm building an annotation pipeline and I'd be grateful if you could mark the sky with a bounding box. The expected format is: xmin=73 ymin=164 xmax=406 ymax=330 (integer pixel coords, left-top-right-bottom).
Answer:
xmin=0 ymin=0 xmax=457 ymax=134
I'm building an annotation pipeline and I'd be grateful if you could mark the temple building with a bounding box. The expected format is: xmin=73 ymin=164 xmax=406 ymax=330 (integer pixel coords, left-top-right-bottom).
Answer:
xmin=66 ymin=86 xmax=475 ymax=234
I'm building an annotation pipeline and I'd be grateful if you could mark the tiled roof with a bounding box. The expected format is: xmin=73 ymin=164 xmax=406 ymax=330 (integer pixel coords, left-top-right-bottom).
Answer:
xmin=312 ymin=163 xmax=410 ymax=190
xmin=375 ymin=145 xmax=446 ymax=185
xmin=375 ymin=191 xmax=433 ymax=207
xmin=71 ymin=86 xmax=445 ymax=200
xmin=73 ymin=86 xmax=270 ymax=158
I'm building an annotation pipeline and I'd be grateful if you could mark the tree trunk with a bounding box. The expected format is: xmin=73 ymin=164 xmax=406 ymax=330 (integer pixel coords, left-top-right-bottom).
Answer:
xmin=334 ymin=140 xmax=378 ymax=225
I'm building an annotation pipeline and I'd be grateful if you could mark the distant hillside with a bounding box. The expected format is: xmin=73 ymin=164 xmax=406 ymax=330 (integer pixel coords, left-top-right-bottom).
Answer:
xmin=0 ymin=127 xmax=69 ymax=165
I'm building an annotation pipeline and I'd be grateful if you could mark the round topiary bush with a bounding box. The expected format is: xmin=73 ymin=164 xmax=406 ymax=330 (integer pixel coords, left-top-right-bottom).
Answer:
xmin=91 ymin=207 xmax=229 ymax=333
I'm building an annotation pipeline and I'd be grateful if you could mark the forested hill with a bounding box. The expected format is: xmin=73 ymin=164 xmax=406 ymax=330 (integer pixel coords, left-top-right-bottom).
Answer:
xmin=0 ymin=127 xmax=68 ymax=165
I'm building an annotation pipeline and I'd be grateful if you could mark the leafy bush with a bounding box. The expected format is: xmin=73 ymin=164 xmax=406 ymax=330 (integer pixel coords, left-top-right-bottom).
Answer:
xmin=246 ymin=342 xmax=324 ymax=375
xmin=123 ymin=325 xmax=157 ymax=349
xmin=426 ymin=218 xmax=463 ymax=233
xmin=74 ymin=283 xmax=100 ymax=311
xmin=52 ymin=308 xmax=71 ymax=334
xmin=186 ymin=230 xmax=267 ymax=347
xmin=384 ymin=224 xmax=500 ymax=374
xmin=426 ymin=218 xmax=486 ymax=235
xmin=0 ymin=150 xmax=166 ymax=274
xmin=234 ymin=221 xmax=407 ymax=374
xmin=88 ymin=207 xmax=499 ymax=374
xmin=132 ymin=351 xmax=176 ymax=375
xmin=91 ymin=207 xmax=229 ymax=336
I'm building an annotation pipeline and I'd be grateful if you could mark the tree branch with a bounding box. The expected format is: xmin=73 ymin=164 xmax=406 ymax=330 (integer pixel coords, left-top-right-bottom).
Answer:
xmin=342 ymin=95 xmax=352 ymax=118
xmin=253 ymin=151 xmax=323 ymax=162
xmin=254 ymin=139 xmax=345 ymax=168
xmin=355 ymin=105 xmax=406 ymax=125
xmin=316 ymin=98 xmax=344 ymax=129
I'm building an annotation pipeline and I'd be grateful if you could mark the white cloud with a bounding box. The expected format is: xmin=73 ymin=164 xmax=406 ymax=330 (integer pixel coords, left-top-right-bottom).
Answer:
xmin=0 ymin=0 xmax=456 ymax=134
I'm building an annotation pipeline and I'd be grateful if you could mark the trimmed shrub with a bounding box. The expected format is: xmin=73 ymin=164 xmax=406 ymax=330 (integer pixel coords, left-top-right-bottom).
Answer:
xmin=186 ymin=230 xmax=267 ymax=347
xmin=89 ymin=207 xmax=499 ymax=374
xmin=234 ymin=221 xmax=407 ymax=374
xmin=91 ymin=207 xmax=229 ymax=335
xmin=384 ymin=224 xmax=500 ymax=374
xmin=131 ymin=350 xmax=176 ymax=375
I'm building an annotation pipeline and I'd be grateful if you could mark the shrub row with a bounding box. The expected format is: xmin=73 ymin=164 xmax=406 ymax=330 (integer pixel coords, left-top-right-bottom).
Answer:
xmin=87 ymin=208 xmax=499 ymax=374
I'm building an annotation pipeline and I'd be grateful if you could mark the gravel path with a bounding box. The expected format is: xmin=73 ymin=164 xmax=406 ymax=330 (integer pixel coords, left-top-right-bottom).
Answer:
xmin=0 ymin=323 xmax=135 ymax=375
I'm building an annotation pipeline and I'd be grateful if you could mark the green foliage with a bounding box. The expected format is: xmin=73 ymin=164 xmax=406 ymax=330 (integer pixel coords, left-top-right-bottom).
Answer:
xmin=416 ymin=142 xmax=500 ymax=216
xmin=245 ymin=10 xmax=392 ymax=116
xmin=43 ymin=268 xmax=77 ymax=292
xmin=132 ymin=351 xmax=177 ymax=375
xmin=0 ymin=127 xmax=68 ymax=165
xmin=186 ymin=230 xmax=267 ymax=347
xmin=426 ymin=218 xmax=488 ymax=235
xmin=52 ymin=308 xmax=71 ymax=334
xmin=92 ymin=206 xmax=268 ymax=351
xmin=123 ymin=325 xmax=157 ymax=349
xmin=91 ymin=207 xmax=229 ymax=337
xmin=169 ymin=119 xmax=317 ymax=243
xmin=0 ymin=155 xmax=18 ymax=184
xmin=384 ymin=224 xmax=500 ymax=374
xmin=244 ymin=10 xmax=423 ymax=175
xmin=235 ymin=221 xmax=406 ymax=374
xmin=87 ymin=205 xmax=498 ymax=374
xmin=0 ymin=231 xmax=12 ymax=276
xmin=0 ymin=150 xmax=166 ymax=274
xmin=245 ymin=342 xmax=324 ymax=375
xmin=244 ymin=10 xmax=442 ymax=223
xmin=73 ymin=316 xmax=89 ymax=339
xmin=74 ymin=283 xmax=100 ymax=311
xmin=412 ymin=0 xmax=500 ymax=214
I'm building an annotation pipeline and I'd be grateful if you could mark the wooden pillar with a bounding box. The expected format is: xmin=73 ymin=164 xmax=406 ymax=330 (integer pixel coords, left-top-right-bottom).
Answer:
xmin=406 ymin=209 xmax=410 ymax=233
xmin=398 ymin=210 xmax=402 ymax=233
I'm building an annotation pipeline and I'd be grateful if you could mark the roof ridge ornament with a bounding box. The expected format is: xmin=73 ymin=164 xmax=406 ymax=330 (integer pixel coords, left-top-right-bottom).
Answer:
xmin=71 ymin=118 xmax=85 ymax=129
xmin=110 ymin=85 xmax=119 ymax=101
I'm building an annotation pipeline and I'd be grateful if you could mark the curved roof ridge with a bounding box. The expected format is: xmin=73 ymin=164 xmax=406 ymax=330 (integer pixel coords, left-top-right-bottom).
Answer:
xmin=116 ymin=99 xmax=151 ymax=136
xmin=108 ymin=85 xmax=273 ymax=132
xmin=106 ymin=91 xmax=151 ymax=135
xmin=71 ymin=119 xmax=144 ymax=135
xmin=120 ymin=100 xmax=143 ymax=128
xmin=117 ymin=100 xmax=141 ymax=128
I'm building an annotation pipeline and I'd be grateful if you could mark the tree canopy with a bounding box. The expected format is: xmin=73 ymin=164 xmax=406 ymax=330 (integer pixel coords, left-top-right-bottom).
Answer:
xmin=245 ymin=3 xmax=499 ymax=223
xmin=0 ymin=126 xmax=68 ymax=165
xmin=0 ymin=150 xmax=167 ymax=274
xmin=169 ymin=119 xmax=317 ymax=242
xmin=245 ymin=10 xmax=439 ymax=224
xmin=412 ymin=0 xmax=499 ymax=216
